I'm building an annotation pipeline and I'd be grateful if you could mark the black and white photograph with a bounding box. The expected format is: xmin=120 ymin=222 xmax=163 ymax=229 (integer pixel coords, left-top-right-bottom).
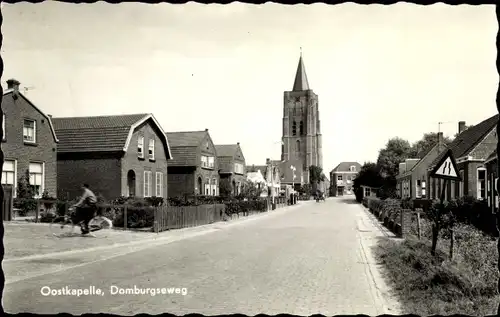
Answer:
xmin=0 ymin=1 xmax=498 ymax=316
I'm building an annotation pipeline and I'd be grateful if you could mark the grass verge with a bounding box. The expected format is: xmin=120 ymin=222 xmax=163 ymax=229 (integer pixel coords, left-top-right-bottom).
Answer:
xmin=372 ymin=220 xmax=498 ymax=316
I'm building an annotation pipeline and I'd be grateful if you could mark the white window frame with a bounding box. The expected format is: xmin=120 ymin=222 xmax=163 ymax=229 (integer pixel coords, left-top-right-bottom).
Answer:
xmin=212 ymin=178 xmax=217 ymax=196
xmin=201 ymin=155 xmax=208 ymax=168
xmin=205 ymin=178 xmax=210 ymax=195
xmin=138 ymin=136 xmax=144 ymax=158
xmin=148 ymin=138 xmax=155 ymax=160
xmin=2 ymin=159 xmax=17 ymax=198
xmin=28 ymin=162 xmax=44 ymax=198
xmin=143 ymin=171 xmax=152 ymax=198
xmin=337 ymin=175 xmax=342 ymax=181
xmin=350 ymin=166 xmax=356 ymax=172
xmin=23 ymin=119 xmax=36 ymax=143
xmin=477 ymin=167 xmax=486 ymax=200
xmin=208 ymin=156 xmax=214 ymax=169
xmin=155 ymin=172 xmax=163 ymax=197
xmin=416 ymin=180 xmax=422 ymax=198
xmin=364 ymin=187 xmax=370 ymax=197
xmin=2 ymin=113 xmax=5 ymax=141
xmin=459 ymin=170 xmax=464 ymax=197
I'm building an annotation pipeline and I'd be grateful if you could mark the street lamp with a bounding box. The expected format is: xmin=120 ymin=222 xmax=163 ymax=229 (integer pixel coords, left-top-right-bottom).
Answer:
xmin=290 ymin=165 xmax=296 ymax=192
xmin=269 ymin=140 xmax=285 ymax=206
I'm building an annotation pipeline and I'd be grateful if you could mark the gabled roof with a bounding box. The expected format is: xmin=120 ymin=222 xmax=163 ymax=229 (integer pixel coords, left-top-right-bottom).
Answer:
xmin=215 ymin=144 xmax=238 ymax=157
xmin=3 ymin=89 xmax=59 ymax=143
xmin=485 ymin=151 xmax=497 ymax=164
xmin=52 ymin=113 xmax=172 ymax=158
xmin=330 ymin=162 xmax=362 ymax=173
xmin=166 ymin=130 xmax=209 ymax=167
xmin=429 ymin=114 xmax=498 ymax=169
xmin=292 ymin=54 xmax=310 ymax=91
xmin=399 ymin=143 xmax=442 ymax=178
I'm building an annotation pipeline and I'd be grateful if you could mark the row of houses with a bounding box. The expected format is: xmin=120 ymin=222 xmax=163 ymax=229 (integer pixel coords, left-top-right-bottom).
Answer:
xmin=395 ymin=114 xmax=499 ymax=213
xmin=1 ymin=78 xmax=292 ymax=201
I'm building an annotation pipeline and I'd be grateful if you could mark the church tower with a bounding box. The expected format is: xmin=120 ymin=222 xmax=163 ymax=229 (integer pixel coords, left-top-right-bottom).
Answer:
xmin=281 ymin=52 xmax=323 ymax=184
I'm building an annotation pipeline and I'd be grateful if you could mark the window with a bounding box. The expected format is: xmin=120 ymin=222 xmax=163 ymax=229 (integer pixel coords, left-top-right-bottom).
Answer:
xmin=292 ymin=121 xmax=297 ymax=136
xmin=212 ymin=178 xmax=217 ymax=196
xmin=234 ymin=163 xmax=244 ymax=174
xmin=299 ymin=121 xmax=304 ymax=135
xmin=148 ymin=139 xmax=155 ymax=160
xmin=459 ymin=170 xmax=464 ymax=197
xmin=155 ymin=172 xmax=163 ymax=197
xmin=2 ymin=159 xmax=15 ymax=197
xmin=208 ymin=156 xmax=214 ymax=168
xmin=143 ymin=171 xmax=152 ymax=197
xmin=138 ymin=137 xmax=144 ymax=158
xmin=29 ymin=162 xmax=44 ymax=198
xmin=421 ymin=180 xmax=426 ymax=198
xmin=416 ymin=180 xmax=422 ymax=198
xmin=337 ymin=175 xmax=342 ymax=181
xmin=296 ymin=140 xmax=300 ymax=152
xmin=2 ymin=113 xmax=5 ymax=141
xmin=23 ymin=119 xmax=36 ymax=143
xmin=350 ymin=166 xmax=356 ymax=172
xmin=364 ymin=187 xmax=370 ymax=197
xmin=477 ymin=168 xmax=486 ymax=200
xmin=205 ymin=178 xmax=210 ymax=195
xmin=201 ymin=155 xmax=208 ymax=168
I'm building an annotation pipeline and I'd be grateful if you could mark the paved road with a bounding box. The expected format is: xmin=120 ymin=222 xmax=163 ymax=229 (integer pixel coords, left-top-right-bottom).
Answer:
xmin=3 ymin=197 xmax=402 ymax=315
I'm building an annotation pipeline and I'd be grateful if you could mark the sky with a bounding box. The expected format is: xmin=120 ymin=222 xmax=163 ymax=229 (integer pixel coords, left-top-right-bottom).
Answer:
xmin=1 ymin=2 xmax=498 ymax=173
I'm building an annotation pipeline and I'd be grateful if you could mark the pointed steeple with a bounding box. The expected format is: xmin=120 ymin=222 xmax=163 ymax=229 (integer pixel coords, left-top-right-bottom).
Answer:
xmin=292 ymin=50 xmax=310 ymax=91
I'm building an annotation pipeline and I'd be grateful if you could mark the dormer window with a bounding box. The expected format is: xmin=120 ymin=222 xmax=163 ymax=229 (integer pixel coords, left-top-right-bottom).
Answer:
xmin=138 ymin=136 xmax=144 ymax=158
xmin=350 ymin=166 xmax=356 ymax=172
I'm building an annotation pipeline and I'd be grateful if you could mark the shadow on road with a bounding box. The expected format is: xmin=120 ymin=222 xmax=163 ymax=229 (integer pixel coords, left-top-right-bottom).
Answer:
xmin=338 ymin=198 xmax=359 ymax=204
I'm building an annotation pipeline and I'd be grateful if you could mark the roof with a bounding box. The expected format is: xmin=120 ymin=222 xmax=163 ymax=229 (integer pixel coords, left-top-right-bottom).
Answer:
xmin=166 ymin=130 xmax=209 ymax=167
xmin=52 ymin=113 xmax=172 ymax=158
xmin=215 ymin=144 xmax=238 ymax=157
xmin=429 ymin=114 xmax=498 ymax=169
xmin=330 ymin=162 xmax=362 ymax=173
xmin=292 ymin=54 xmax=310 ymax=91
xmin=3 ymin=89 xmax=59 ymax=143
xmin=485 ymin=151 xmax=497 ymax=164
xmin=398 ymin=143 xmax=442 ymax=178
xmin=247 ymin=165 xmax=267 ymax=174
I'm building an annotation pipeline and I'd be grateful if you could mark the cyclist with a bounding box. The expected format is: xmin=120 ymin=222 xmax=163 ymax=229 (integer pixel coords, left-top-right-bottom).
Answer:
xmin=73 ymin=183 xmax=98 ymax=235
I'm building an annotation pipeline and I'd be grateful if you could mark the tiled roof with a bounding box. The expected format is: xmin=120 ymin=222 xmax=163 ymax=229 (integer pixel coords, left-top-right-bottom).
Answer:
xmin=331 ymin=162 xmax=362 ymax=173
xmin=166 ymin=130 xmax=208 ymax=167
xmin=52 ymin=114 xmax=149 ymax=153
xmin=429 ymin=114 xmax=499 ymax=169
xmin=215 ymin=144 xmax=238 ymax=157
xmin=486 ymin=151 xmax=497 ymax=164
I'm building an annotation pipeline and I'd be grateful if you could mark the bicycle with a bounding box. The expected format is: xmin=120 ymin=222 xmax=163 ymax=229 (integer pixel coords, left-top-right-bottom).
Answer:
xmin=50 ymin=206 xmax=113 ymax=238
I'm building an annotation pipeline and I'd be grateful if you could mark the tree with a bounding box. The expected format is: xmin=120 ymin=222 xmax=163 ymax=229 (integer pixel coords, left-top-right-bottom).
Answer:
xmin=309 ymin=165 xmax=326 ymax=193
xmin=219 ymin=178 xmax=233 ymax=197
xmin=353 ymin=162 xmax=384 ymax=202
xmin=237 ymin=179 xmax=261 ymax=199
xmin=17 ymin=169 xmax=34 ymax=199
xmin=377 ymin=137 xmax=413 ymax=180
xmin=409 ymin=132 xmax=453 ymax=158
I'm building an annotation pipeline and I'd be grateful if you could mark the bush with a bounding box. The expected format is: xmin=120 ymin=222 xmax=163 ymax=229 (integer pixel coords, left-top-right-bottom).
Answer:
xmin=41 ymin=190 xmax=57 ymax=211
xmin=13 ymin=198 xmax=37 ymax=217
xmin=225 ymin=199 xmax=267 ymax=214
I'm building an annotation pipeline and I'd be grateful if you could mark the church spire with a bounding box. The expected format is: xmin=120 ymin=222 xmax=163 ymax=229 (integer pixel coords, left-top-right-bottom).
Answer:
xmin=292 ymin=49 xmax=310 ymax=91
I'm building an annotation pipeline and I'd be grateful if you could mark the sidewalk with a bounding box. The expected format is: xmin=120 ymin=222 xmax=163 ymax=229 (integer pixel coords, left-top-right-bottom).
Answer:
xmin=4 ymin=200 xmax=312 ymax=261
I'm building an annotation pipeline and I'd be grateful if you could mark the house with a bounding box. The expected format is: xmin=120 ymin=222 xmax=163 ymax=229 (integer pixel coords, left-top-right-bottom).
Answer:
xmin=52 ymin=113 xmax=172 ymax=200
xmin=330 ymin=162 xmax=362 ymax=196
xmin=360 ymin=185 xmax=379 ymax=199
xmin=277 ymin=158 xmax=304 ymax=192
xmin=166 ymin=129 xmax=219 ymax=197
xmin=396 ymin=132 xmax=447 ymax=199
xmin=246 ymin=169 xmax=267 ymax=197
xmin=215 ymin=143 xmax=246 ymax=196
xmin=427 ymin=116 xmax=498 ymax=201
xmin=246 ymin=160 xmax=281 ymax=198
xmin=485 ymin=151 xmax=498 ymax=213
xmin=1 ymin=79 xmax=59 ymax=198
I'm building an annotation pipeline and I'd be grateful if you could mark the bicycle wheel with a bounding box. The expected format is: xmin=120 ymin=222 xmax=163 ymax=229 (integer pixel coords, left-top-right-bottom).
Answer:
xmin=50 ymin=216 xmax=76 ymax=237
xmin=89 ymin=216 xmax=113 ymax=232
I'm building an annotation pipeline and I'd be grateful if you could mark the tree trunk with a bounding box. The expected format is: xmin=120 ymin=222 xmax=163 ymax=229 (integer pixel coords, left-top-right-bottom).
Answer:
xmin=431 ymin=222 xmax=439 ymax=256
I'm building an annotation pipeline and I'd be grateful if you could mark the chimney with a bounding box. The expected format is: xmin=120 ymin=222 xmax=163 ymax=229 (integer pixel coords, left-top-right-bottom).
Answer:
xmin=437 ymin=132 xmax=444 ymax=148
xmin=47 ymin=114 xmax=52 ymax=119
xmin=237 ymin=142 xmax=240 ymax=145
xmin=6 ymin=79 xmax=20 ymax=91
xmin=458 ymin=121 xmax=466 ymax=134
xmin=205 ymin=128 xmax=208 ymax=132
xmin=266 ymin=158 xmax=270 ymax=165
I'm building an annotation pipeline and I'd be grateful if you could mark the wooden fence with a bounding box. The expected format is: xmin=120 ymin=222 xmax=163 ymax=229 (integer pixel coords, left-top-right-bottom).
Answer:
xmin=153 ymin=204 xmax=226 ymax=232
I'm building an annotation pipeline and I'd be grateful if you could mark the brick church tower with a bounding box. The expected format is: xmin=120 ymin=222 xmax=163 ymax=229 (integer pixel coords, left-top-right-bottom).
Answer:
xmin=281 ymin=52 xmax=323 ymax=184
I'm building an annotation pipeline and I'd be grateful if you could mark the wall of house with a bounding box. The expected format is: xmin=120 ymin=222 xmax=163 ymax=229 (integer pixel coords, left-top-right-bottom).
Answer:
xmin=331 ymin=172 xmax=356 ymax=196
xmin=486 ymin=160 xmax=497 ymax=213
xmin=57 ymin=154 xmax=121 ymax=200
xmin=195 ymin=134 xmax=220 ymax=196
xmin=469 ymin=129 xmax=497 ymax=160
xmin=121 ymin=120 xmax=169 ymax=198
xmin=2 ymin=93 xmax=58 ymax=197
xmin=465 ymin=161 xmax=485 ymax=198
xmin=167 ymin=167 xmax=195 ymax=198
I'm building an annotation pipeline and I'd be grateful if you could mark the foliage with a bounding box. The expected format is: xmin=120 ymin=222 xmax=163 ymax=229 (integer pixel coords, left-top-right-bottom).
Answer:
xmin=225 ymin=199 xmax=268 ymax=214
xmin=308 ymin=165 xmax=326 ymax=184
xmin=377 ymin=137 xmax=413 ymax=179
xmin=41 ymin=190 xmax=57 ymax=211
xmin=409 ymin=132 xmax=453 ymax=158
xmin=219 ymin=178 xmax=233 ymax=197
xmin=17 ymin=170 xmax=33 ymax=200
xmin=353 ymin=162 xmax=384 ymax=202
xmin=236 ymin=179 xmax=262 ymax=200
xmin=299 ymin=184 xmax=312 ymax=196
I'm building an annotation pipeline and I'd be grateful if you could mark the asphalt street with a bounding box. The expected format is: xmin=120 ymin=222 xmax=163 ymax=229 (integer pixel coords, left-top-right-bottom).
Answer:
xmin=3 ymin=197 xmax=402 ymax=315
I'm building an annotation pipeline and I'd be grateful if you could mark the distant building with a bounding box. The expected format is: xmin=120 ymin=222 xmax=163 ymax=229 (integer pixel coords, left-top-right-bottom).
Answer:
xmin=215 ymin=143 xmax=246 ymax=196
xmin=329 ymin=162 xmax=362 ymax=196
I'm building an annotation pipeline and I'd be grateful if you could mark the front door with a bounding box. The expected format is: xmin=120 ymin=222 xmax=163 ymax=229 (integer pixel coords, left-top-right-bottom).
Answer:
xmin=337 ymin=187 xmax=344 ymax=196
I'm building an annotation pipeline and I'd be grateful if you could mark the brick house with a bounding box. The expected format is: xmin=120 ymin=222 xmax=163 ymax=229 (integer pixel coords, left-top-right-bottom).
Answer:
xmin=215 ymin=143 xmax=246 ymax=196
xmin=329 ymin=162 xmax=362 ymax=196
xmin=52 ymin=113 xmax=172 ymax=200
xmin=1 ymin=79 xmax=59 ymax=198
xmin=396 ymin=132 xmax=447 ymax=199
xmin=485 ymin=151 xmax=498 ymax=213
xmin=427 ymin=116 xmax=498 ymax=201
xmin=166 ymin=129 xmax=219 ymax=197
